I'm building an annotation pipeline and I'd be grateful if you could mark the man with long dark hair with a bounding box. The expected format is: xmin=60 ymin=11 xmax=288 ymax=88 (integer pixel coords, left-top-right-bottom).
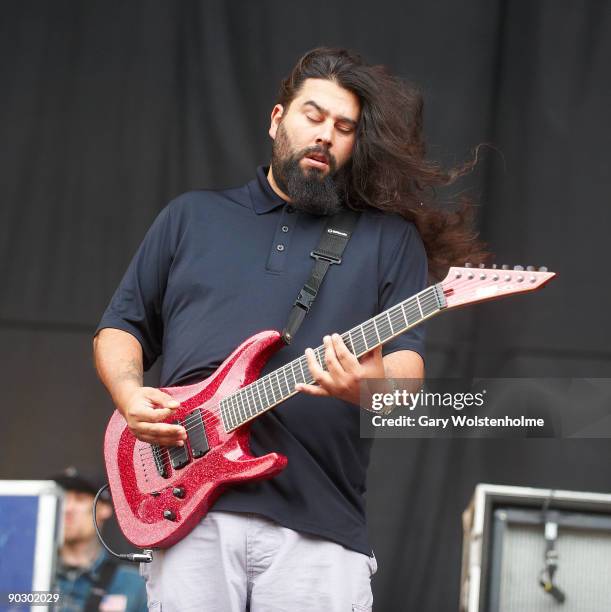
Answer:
xmin=94 ymin=47 xmax=485 ymax=611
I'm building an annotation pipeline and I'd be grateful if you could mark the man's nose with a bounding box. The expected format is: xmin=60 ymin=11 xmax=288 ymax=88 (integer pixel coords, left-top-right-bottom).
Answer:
xmin=315 ymin=120 xmax=334 ymax=148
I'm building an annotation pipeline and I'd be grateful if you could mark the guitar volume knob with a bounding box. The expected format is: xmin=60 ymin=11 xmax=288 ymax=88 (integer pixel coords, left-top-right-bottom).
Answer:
xmin=172 ymin=487 xmax=186 ymax=499
xmin=163 ymin=509 xmax=176 ymax=521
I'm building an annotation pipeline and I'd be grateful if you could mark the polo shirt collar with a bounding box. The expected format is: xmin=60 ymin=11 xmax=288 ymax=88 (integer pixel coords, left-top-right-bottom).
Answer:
xmin=249 ymin=166 xmax=288 ymax=214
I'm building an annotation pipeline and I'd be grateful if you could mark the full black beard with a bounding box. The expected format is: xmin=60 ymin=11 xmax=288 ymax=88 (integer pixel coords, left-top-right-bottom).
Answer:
xmin=271 ymin=123 xmax=347 ymax=216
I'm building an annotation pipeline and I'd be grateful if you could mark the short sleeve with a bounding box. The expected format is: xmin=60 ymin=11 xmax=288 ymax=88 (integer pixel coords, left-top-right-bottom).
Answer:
xmin=95 ymin=205 xmax=174 ymax=370
xmin=378 ymin=218 xmax=428 ymax=360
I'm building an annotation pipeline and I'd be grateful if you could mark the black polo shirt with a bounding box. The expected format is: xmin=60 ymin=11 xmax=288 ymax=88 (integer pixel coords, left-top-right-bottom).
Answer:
xmin=97 ymin=166 xmax=427 ymax=555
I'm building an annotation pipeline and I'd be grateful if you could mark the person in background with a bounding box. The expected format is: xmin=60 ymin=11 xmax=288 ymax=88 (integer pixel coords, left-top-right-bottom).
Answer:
xmin=53 ymin=466 xmax=148 ymax=612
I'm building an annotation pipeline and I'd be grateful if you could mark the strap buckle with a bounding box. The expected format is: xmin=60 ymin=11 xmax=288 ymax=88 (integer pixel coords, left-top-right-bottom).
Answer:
xmin=310 ymin=250 xmax=342 ymax=265
xmin=295 ymin=285 xmax=316 ymax=312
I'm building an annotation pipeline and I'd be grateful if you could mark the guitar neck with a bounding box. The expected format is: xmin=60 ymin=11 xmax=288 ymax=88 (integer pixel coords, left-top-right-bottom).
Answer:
xmin=220 ymin=284 xmax=447 ymax=431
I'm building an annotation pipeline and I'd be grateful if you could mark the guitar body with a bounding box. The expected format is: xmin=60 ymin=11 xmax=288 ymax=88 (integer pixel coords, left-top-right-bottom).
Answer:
xmin=104 ymin=330 xmax=288 ymax=549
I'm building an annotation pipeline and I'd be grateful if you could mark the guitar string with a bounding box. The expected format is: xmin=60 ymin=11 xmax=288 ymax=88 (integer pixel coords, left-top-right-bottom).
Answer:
xmin=181 ymin=266 xmax=531 ymax=435
xmin=135 ymin=271 xmax=500 ymax=471
xmin=151 ymin=288 xmax=439 ymax=428
xmin=173 ymin=272 xmax=479 ymax=431
xmin=137 ymin=271 xmax=532 ymax=464
xmin=135 ymin=273 xmax=495 ymax=466
xmin=146 ymin=286 xmax=441 ymax=434
xmin=135 ymin=288 xmax=444 ymax=465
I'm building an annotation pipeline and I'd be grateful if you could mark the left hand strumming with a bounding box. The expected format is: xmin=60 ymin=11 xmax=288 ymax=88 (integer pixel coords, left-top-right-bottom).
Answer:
xmin=296 ymin=333 xmax=385 ymax=406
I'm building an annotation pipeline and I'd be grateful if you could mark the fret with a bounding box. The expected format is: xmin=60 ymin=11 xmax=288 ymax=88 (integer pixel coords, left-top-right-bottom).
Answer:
xmin=220 ymin=400 xmax=229 ymax=430
xmin=375 ymin=313 xmax=391 ymax=342
xmin=251 ymin=385 xmax=261 ymax=412
xmin=254 ymin=381 xmax=265 ymax=412
xmin=234 ymin=396 xmax=242 ymax=426
xmin=282 ymin=367 xmax=293 ymax=394
xmin=386 ymin=311 xmax=394 ymax=335
xmin=235 ymin=391 xmax=245 ymax=420
xmin=261 ymin=378 xmax=272 ymax=407
xmin=342 ymin=331 xmax=356 ymax=355
xmin=420 ymin=289 xmax=437 ymax=316
xmin=237 ymin=393 xmax=247 ymax=422
xmin=275 ymin=370 xmax=288 ymax=398
xmin=359 ymin=325 xmax=368 ymax=352
xmin=273 ymin=372 xmax=283 ymax=400
xmin=268 ymin=374 xmax=278 ymax=403
xmin=314 ymin=346 xmax=325 ymax=370
xmin=243 ymin=388 xmax=253 ymax=416
xmin=298 ymin=358 xmax=307 ymax=383
xmin=362 ymin=320 xmax=377 ymax=348
xmin=248 ymin=387 xmax=257 ymax=415
xmin=288 ymin=361 xmax=297 ymax=386
xmin=245 ymin=390 xmax=253 ymax=418
xmin=228 ymin=396 xmax=237 ymax=429
xmin=398 ymin=301 xmax=409 ymax=327
xmin=300 ymin=356 xmax=314 ymax=384
xmin=403 ymin=299 xmax=420 ymax=325
xmin=270 ymin=372 xmax=279 ymax=399
xmin=266 ymin=375 xmax=278 ymax=403
xmin=416 ymin=294 xmax=424 ymax=319
xmin=289 ymin=362 xmax=300 ymax=387
xmin=372 ymin=319 xmax=382 ymax=343
xmin=389 ymin=306 xmax=405 ymax=334
xmin=226 ymin=396 xmax=236 ymax=428
xmin=350 ymin=328 xmax=365 ymax=356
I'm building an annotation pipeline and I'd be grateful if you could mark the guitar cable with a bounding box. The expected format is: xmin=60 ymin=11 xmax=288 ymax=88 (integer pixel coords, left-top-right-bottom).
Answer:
xmin=93 ymin=483 xmax=153 ymax=563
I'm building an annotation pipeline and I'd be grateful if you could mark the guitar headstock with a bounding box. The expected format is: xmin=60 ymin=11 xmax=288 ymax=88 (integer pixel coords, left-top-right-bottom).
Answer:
xmin=441 ymin=263 xmax=556 ymax=309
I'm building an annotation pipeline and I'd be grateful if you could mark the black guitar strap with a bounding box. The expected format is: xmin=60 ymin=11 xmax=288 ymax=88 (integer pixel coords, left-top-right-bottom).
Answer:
xmin=281 ymin=208 xmax=360 ymax=345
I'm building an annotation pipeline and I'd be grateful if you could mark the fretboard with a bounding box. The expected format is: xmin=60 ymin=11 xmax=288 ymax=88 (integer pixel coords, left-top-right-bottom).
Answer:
xmin=220 ymin=283 xmax=446 ymax=431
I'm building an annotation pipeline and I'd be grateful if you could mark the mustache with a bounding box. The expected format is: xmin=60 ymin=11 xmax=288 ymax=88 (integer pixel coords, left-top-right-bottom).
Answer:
xmin=298 ymin=146 xmax=337 ymax=172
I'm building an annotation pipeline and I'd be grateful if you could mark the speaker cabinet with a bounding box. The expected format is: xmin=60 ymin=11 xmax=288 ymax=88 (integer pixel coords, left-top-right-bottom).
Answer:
xmin=461 ymin=484 xmax=611 ymax=612
xmin=0 ymin=480 xmax=64 ymax=595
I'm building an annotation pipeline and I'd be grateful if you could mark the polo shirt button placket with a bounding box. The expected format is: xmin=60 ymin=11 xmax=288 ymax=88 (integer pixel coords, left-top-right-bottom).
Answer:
xmin=266 ymin=205 xmax=297 ymax=272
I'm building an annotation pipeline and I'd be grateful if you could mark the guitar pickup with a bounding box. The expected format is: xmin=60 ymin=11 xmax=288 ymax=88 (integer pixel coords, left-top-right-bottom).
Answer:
xmin=168 ymin=420 xmax=190 ymax=470
xmin=186 ymin=409 xmax=209 ymax=458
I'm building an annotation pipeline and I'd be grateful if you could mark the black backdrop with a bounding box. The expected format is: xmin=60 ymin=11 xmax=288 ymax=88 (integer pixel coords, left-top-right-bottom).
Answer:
xmin=1 ymin=2 xmax=610 ymax=610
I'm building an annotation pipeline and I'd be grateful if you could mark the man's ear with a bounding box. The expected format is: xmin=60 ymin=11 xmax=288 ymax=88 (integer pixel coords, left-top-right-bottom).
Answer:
xmin=269 ymin=104 xmax=284 ymax=140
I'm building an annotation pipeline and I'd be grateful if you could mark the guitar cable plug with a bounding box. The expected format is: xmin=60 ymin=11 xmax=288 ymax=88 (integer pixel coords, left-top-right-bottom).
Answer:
xmin=93 ymin=483 xmax=153 ymax=563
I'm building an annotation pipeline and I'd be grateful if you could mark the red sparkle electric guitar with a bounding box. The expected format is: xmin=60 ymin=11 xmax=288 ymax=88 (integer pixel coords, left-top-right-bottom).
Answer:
xmin=104 ymin=264 xmax=555 ymax=548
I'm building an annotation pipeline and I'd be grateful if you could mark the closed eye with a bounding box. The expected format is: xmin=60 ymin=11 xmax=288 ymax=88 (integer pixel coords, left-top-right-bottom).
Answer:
xmin=306 ymin=114 xmax=323 ymax=123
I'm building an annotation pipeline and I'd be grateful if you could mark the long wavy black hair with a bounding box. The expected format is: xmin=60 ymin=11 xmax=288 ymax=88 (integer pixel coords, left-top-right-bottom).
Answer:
xmin=277 ymin=47 xmax=489 ymax=280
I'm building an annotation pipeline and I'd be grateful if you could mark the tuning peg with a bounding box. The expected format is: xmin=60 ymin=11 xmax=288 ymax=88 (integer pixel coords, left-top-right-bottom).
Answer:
xmin=538 ymin=266 xmax=548 ymax=272
xmin=492 ymin=264 xmax=498 ymax=269
xmin=526 ymin=265 xmax=535 ymax=271
xmin=464 ymin=262 xmax=472 ymax=268
xmin=478 ymin=263 xmax=485 ymax=268
xmin=501 ymin=265 xmax=510 ymax=270
xmin=513 ymin=265 xmax=524 ymax=271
